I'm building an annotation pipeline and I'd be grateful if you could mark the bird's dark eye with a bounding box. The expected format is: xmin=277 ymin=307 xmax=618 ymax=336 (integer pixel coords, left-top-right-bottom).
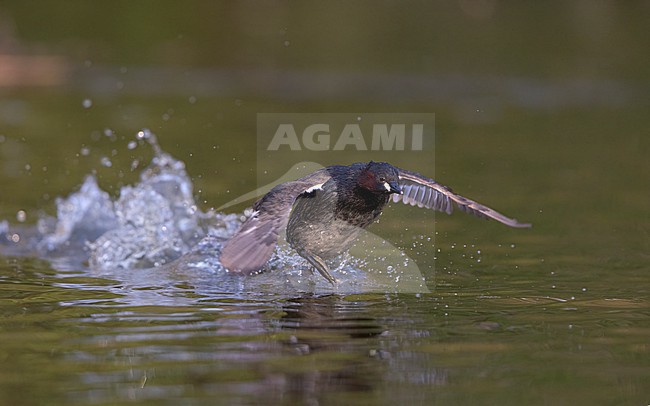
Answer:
xmin=379 ymin=177 xmax=386 ymax=182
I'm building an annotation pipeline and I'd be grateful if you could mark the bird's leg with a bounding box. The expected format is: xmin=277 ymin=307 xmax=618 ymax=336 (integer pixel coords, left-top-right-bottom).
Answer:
xmin=298 ymin=249 xmax=337 ymax=285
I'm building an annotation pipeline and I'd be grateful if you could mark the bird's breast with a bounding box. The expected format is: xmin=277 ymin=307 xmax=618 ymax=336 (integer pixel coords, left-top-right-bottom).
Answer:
xmin=285 ymin=184 xmax=389 ymax=258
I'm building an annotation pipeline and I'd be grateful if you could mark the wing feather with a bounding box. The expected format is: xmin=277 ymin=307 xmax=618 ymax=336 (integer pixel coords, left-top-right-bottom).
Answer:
xmin=395 ymin=168 xmax=531 ymax=228
xmin=220 ymin=169 xmax=332 ymax=273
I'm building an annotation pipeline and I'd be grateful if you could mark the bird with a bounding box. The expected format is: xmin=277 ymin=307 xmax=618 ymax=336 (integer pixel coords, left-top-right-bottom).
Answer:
xmin=220 ymin=161 xmax=530 ymax=284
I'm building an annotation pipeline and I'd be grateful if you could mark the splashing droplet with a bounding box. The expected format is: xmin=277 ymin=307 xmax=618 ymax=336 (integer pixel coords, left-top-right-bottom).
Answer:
xmin=16 ymin=210 xmax=26 ymax=222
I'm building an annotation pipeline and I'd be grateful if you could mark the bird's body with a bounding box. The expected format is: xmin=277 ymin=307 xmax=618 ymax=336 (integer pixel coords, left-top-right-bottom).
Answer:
xmin=287 ymin=179 xmax=372 ymax=260
xmin=220 ymin=162 xmax=530 ymax=283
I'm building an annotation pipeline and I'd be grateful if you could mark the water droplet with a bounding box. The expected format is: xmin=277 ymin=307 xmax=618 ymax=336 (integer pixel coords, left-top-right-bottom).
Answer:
xmin=82 ymin=99 xmax=93 ymax=109
xmin=16 ymin=210 xmax=26 ymax=222
xmin=188 ymin=96 xmax=197 ymax=104
xmin=80 ymin=147 xmax=90 ymax=156
xmin=11 ymin=234 xmax=20 ymax=243
xmin=283 ymin=40 xmax=290 ymax=47
xmin=127 ymin=141 xmax=137 ymax=150
xmin=100 ymin=157 xmax=112 ymax=167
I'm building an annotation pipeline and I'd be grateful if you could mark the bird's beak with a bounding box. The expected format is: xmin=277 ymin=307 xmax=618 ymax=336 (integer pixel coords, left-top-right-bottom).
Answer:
xmin=387 ymin=181 xmax=402 ymax=194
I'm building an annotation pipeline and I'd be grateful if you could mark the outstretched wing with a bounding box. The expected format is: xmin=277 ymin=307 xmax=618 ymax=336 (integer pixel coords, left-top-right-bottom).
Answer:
xmin=394 ymin=168 xmax=531 ymax=228
xmin=220 ymin=169 xmax=332 ymax=273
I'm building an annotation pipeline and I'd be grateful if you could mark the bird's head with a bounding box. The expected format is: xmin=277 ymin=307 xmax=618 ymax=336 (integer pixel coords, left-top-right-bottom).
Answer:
xmin=358 ymin=161 xmax=402 ymax=195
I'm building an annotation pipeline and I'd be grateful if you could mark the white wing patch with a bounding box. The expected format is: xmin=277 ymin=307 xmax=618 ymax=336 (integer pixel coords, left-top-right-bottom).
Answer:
xmin=304 ymin=183 xmax=324 ymax=194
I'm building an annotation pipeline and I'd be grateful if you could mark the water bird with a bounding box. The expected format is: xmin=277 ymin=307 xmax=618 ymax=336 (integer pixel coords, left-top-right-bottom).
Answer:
xmin=220 ymin=162 xmax=530 ymax=283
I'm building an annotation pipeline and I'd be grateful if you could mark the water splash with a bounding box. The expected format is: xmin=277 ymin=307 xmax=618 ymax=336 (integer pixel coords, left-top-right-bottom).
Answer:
xmin=37 ymin=175 xmax=118 ymax=252
xmin=28 ymin=129 xmax=241 ymax=271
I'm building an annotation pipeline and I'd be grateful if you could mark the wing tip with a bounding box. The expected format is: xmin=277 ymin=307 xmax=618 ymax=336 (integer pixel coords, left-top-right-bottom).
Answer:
xmin=220 ymin=231 xmax=278 ymax=274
